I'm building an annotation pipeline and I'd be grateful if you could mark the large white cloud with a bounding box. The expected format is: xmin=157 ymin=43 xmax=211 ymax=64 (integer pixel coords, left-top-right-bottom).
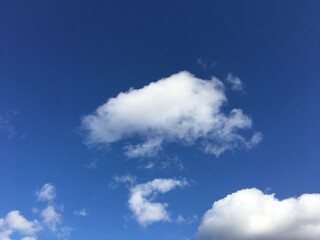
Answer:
xmin=197 ymin=188 xmax=320 ymax=240
xmin=82 ymin=71 xmax=261 ymax=158
xmin=0 ymin=210 xmax=40 ymax=240
xmin=128 ymin=178 xmax=188 ymax=226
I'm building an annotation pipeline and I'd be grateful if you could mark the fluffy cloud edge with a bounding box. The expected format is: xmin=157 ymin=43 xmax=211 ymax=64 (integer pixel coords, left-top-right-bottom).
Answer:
xmin=197 ymin=188 xmax=320 ymax=240
xmin=128 ymin=178 xmax=189 ymax=227
xmin=0 ymin=210 xmax=40 ymax=240
xmin=82 ymin=71 xmax=261 ymax=159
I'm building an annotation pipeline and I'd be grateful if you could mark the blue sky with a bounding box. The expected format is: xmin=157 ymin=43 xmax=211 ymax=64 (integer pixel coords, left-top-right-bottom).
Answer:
xmin=1 ymin=1 xmax=320 ymax=240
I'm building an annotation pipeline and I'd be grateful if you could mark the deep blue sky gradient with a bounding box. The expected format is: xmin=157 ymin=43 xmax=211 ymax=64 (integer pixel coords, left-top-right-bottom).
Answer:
xmin=1 ymin=1 xmax=320 ymax=239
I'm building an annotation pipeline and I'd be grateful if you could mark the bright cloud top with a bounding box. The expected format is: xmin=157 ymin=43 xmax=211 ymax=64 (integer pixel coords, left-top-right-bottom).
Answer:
xmin=82 ymin=71 xmax=261 ymax=158
xmin=197 ymin=188 xmax=320 ymax=240
xmin=128 ymin=178 xmax=188 ymax=226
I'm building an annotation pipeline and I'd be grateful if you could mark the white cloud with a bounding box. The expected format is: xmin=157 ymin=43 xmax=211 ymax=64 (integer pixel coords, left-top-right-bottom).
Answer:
xmin=5 ymin=211 xmax=39 ymax=235
xmin=196 ymin=58 xmax=208 ymax=70
xmin=0 ymin=114 xmax=16 ymax=139
xmin=197 ymin=188 xmax=320 ymax=240
xmin=21 ymin=237 xmax=37 ymax=240
xmin=41 ymin=206 xmax=61 ymax=232
xmin=74 ymin=209 xmax=87 ymax=217
xmin=128 ymin=178 xmax=188 ymax=226
xmin=36 ymin=183 xmax=70 ymax=237
xmin=82 ymin=71 xmax=261 ymax=158
xmin=84 ymin=159 xmax=98 ymax=169
xmin=176 ymin=214 xmax=198 ymax=224
xmin=109 ymin=175 xmax=137 ymax=190
xmin=114 ymin=175 xmax=137 ymax=185
xmin=36 ymin=183 xmax=56 ymax=202
xmin=225 ymin=73 xmax=244 ymax=92
xmin=56 ymin=226 xmax=72 ymax=239
xmin=0 ymin=210 xmax=40 ymax=240
xmin=196 ymin=58 xmax=216 ymax=70
xmin=124 ymin=138 xmax=163 ymax=158
xmin=138 ymin=155 xmax=184 ymax=170
xmin=0 ymin=183 xmax=71 ymax=240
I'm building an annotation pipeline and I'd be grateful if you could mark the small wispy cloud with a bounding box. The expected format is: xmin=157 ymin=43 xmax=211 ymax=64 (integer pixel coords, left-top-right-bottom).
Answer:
xmin=176 ymin=214 xmax=198 ymax=224
xmin=74 ymin=209 xmax=87 ymax=217
xmin=225 ymin=73 xmax=244 ymax=92
xmin=196 ymin=58 xmax=217 ymax=70
xmin=128 ymin=178 xmax=189 ymax=227
xmin=84 ymin=159 xmax=99 ymax=169
xmin=124 ymin=138 xmax=162 ymax=158
xmin=139 ymin=155 xmax=184 ymax=171
xmin=108 ymin=175 xmax=137 ymax=190
xmin=114 ymin=175 xmax=137 ymax=185
xmin=36 ymin=183 xmax=56 ymax=202
xmin=0 ymin=113 xmax=17 ymax=139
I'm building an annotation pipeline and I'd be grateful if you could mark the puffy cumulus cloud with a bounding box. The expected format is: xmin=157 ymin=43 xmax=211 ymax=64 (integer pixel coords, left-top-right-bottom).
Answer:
xmin=36 ymin=183 xmax=56 ymax=202
xmin=128 ymin=178 xmax=188 ymax=227
xmin=197 ymin=188 xmax=320 ymax=240
xmin=225 ymin=73 xmax=244 ymax=92
xmin=82 ymin=71 xmax=261 ymax=158
xmin=0 ymin=210 xmax=40 ymax=240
